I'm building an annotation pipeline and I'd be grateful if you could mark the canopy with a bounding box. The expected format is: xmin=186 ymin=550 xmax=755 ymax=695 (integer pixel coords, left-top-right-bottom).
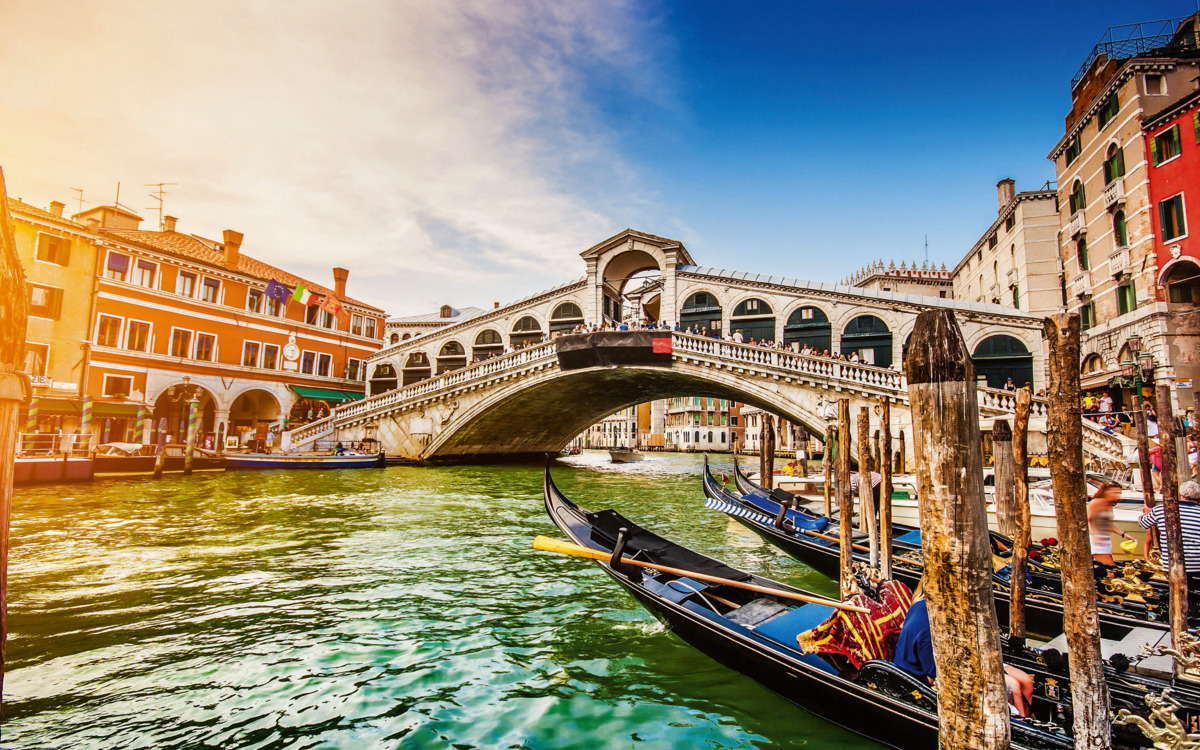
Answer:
xmin=289 ymin=385 xmax=366 ymax=403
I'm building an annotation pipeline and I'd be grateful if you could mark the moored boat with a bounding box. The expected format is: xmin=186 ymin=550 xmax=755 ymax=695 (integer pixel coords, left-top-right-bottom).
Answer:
xmin=14 ymin=455 xmax=93 ymax=484
xmin=608 ymin=448 xmax=645 ymax=463
xmin=225 ymin=450 xmax=385 ymax=469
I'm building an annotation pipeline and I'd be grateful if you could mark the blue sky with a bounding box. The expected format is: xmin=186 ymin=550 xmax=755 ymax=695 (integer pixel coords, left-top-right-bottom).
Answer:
xmin=1 ymin=1 xmax=1196 ymax=314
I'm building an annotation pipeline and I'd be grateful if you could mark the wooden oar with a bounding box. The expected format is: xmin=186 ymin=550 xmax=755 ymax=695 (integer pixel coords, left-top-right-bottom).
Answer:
xmin=801 ymin=527 xmax=871 ymax=553
xmin=533 ymin=535 xmax=870 ymax=614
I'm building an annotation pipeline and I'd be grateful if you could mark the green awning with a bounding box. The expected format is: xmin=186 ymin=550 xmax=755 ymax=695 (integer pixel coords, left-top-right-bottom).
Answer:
xmin=290 ymin=385 xmax=365 ymax=403
xmin=33 ymin=398 xmax=81 ymax=415
xmin=93 ymin=402 xmax=142 ymax=417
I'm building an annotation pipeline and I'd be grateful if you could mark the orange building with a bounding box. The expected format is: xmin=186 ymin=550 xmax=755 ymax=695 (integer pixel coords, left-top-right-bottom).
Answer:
xmin=12 ymin=197 xmax=386 ymax=449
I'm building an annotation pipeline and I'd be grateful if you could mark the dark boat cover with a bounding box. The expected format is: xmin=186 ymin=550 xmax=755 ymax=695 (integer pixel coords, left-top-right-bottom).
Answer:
xmin=556 ymin=331 xmax=673 ymax=370
xmin=586 ymin=508 xmax=752 ymax=582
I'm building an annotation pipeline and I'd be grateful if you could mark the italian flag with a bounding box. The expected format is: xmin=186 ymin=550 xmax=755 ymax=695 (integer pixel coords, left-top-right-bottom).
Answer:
xmin=292 ymin=283 xmax=316 ymax=305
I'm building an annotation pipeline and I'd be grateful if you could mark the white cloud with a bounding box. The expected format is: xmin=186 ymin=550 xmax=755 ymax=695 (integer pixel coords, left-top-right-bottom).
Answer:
xmin=0 ymin=0 xmax=676 ymax=312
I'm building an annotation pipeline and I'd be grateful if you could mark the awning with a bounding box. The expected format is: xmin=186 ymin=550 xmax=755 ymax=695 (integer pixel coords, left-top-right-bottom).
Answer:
xmin=93 ymin=402 xmax=142 ymax=417
xmin=35 ymin=398 xmax=81 ymax=415
xmin=1081 ymin=369 xmax=1121 ymax=390
xmin=289 ymin=385 xmax=366 ymax=403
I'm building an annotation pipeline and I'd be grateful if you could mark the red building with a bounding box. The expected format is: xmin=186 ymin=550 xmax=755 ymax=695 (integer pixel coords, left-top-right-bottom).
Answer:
xmin=1144 ymin=90 xmax=1200 ymax=386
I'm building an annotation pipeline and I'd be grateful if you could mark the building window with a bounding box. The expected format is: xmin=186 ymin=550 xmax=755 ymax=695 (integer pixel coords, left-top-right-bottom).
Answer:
xmin=320 ymin=310 xmax=333 ymax=329
xmin=1097 ymin=95 xmax=1119 ymax=129
xmin=29 ymin=284 xmax=63 ymax=320
xmin=96 ymin=315 xmax=122 ymax=347
xmin=1113 ymin=211 xmax=1128 ymax=247
xmin=35 ymin=234 xmax=71 ymax=265
xmin=1103 ymin=144 xmax=1125 ymax=184
xmin=351 ymin=314 xmax=363 ymax=336
xmin=1146 ymin=73 xmax=1166 ymax=96
xmin=247 ymin=289 xmax=263 ymax=313
xmin=1064 ymin=134 xmax=1082 ymax=165
xmin=1171 ymin=282 xmax=1195 ymax=303
xmin=1117 ymin=283 xmax=1137 ymax=316
xmin=300 ymin=351 xmax=316 ymax=375
xmin=126 ymin=321 xmax=150 ymax=352
xmin=346 ymin=358 xmax=362 ymax=380
xmin=262 ymin=344 xmax=279 ymax=370
xmin=988 ymin=234 xmax=997 ymax=249
xmin=104 ymin=251 xmax=129 ymax=281
xmin=1077 ymin=238 xmax=1089 ymax=271
xmin=175 ymin=271 xmax=196 ymax=297
xmin=201 ymin=277 xmax=220 ymax=304
xmin=305 ymin=306 xmax=319 ymax=325
xmin=102 ymin=375 xmax=133 ymax=398
xmin=24 ymin=343 xmax=48 ymax=378
xmin=266 ymin=296 xmax=283 ymax=317
xmin=1004 ymin=214 xmax=1014 ymax=232
xmin=1012 ymin=287 xmax=1020 ymax=310
xmin=195 ymin=333 xmax=215 ymax=362
xmin=242 ymin=341 xmax=260 ymax=368
xmin=1080 ymin=302 xmax=1095 ymax=331
xmin=1153 ymin=125 xmax=1182 ymax=165
xmin=1069 ymin=180 xmax=1086 ymax=214
xmin=365 ymin=318 xmax=377 ymax=338
xmin=170 ymin=329 xmax=193 ymax=358
xmin=135 ymin=259 xmax=157 ymax=288
xmin=317 ymin=353 xmax=332 ymax=377
xmin=1161 ymin=194 xmax=1187 ymax=241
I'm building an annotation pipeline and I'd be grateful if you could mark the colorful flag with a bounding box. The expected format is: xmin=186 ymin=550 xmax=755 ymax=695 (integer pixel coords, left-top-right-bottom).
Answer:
xmin=319 ymin=295 xmax=344 ymax=317
xmin=293 ymin=283 xmax=316 ymax=305
xmin=264 ymin=279 xmax=291 ymax=303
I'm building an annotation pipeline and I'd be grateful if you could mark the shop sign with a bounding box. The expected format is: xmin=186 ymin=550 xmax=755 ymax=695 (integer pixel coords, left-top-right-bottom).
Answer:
xmin=1177 ymin=379 xmax=1194 ymax=389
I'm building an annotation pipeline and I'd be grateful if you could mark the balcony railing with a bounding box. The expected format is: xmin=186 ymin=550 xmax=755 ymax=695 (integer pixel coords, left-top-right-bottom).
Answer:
xmin=1071 ymin=272 xmax=1093 ymax=298
xmin=1102 ymin=178 xmax=1125 ymax=209
xmin=1069 ymin=211 xmax=1086 ymax=238
xmin=1006 ymin=269 xmax=1017 ymax=287
xmin=1108 ymin=246 xmax=1130 ymax=277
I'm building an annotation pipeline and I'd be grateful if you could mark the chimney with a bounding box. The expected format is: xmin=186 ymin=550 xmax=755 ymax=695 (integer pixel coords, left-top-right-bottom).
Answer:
xmin=49 ymin=201 xmax=65 ymax=217
xmin=333 ymin=267 xmax=348 ymax=298
xmin=86 ymin=218 xmax=100 ymax=233
xmin=163 ymin=215 xmax=178 ymax=232
xmin=494 ymin=301 xmax=500 ymax=309
xmin=997 ymin=178 xmax=1015 ymax=213
xmin=222 ymin=229 xmax=243 ymax=271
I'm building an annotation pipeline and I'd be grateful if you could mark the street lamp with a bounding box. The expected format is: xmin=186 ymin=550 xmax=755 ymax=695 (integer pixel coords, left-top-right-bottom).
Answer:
xmin=1122 ymin=336 xmax=1156 ymax=507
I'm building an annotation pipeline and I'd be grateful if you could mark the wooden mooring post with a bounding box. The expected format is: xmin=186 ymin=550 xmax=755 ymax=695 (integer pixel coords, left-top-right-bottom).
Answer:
xmin=992 ymin=419 xmax=1015 ymax=538
xmin=1010 ymin=389 xmax=1032 ymax=647
xmin=823 ymin=425 xmax=833 ymax=519
xmin=858 ymin=407 xmax=879 ymax=567
xmin=0 ymin=168 xmax=31 ymax=719
xmin=836 ymin=398 xmax=853 ymax=598
xmin=879 ymin=398 xmax=893 ymax=579
xmin=896 ymin=430 xmax=905 ymax=474
xmin=796 ymin=425 xmax=808 ymax=476
xmin=905 ymin=309 xmax=1009 ymax=749
xmin=1156 ymin=384 xmax=1188 ymax=657
xmin=759 ymin=413 xmax=774 ymax=491
xmin=1044 ymin=314 xmax=1110 ymax=747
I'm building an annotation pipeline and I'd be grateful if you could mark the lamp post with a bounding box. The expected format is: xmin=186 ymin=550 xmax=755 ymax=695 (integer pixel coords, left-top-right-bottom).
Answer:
xmin=1121 ymin=334 xmax=1157 ymax=514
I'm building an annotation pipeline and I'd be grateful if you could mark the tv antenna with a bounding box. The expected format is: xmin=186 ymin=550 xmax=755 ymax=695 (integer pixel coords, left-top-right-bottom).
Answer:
xmin=69 ymin=187 xmax=87 ymax=215
xmin=924 ymin=234 xmax=929 ymax=265
xmin=145 ymin=182 xmax=177 ymax=230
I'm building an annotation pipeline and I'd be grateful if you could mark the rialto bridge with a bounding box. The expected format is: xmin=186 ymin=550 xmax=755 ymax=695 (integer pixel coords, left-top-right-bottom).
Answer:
xmin=284 ymin=229 xmax=1130 ymax=463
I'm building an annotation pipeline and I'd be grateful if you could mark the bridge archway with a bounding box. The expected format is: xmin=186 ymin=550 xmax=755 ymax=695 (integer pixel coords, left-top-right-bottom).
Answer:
xmin=511 ymin=316 xmax=543 ymax=347
xmin=473 ymin=329 xmax=503 ymax=361
xmin=436 ymin=341 xmax=467 ymax=374
xmin=402 ymin=352 xmax=432 ymax=386
xmin=730 ymin=297 xmax=775 ymax=342
xmin=972 ymin=335 xmax=1033 ymax=389
xmin=369 ymin=363 xmax=398 ymax=395
xmin=783 ymin=306 xmax=830 ymax=351
xmin=680 ymin=291 xmax=722 ymax=335
xmin=841 ymin=315 xmax=892 ymax=368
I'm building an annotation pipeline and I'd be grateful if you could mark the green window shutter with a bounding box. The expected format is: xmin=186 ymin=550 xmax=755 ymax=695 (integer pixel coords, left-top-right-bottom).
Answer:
xmin=1195 ymin=110 xmax=1200 ymax=143
xmin=1153 ymin=135 xmax=1163 ymax=165
xmin=1172 ymin=125 xmax=1182 ymax=156
xmin=1176 ymin=197 xmax=1187 ymax=236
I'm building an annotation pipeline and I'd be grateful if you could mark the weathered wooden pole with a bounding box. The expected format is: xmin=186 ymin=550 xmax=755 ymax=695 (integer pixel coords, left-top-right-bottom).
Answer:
xmin=1044 ymin=314 xmax=1111 ymax=747
xmin=993 ymin=419 xmax=1015 ymax=538
xmin=1156 ymin=384 xmax=1188 ymax=655
xmin=823 ymin=425 xmax=833 ymax=519
xmin=836 ymin=398 xmax=853 ymax=598
xmin=897 ymin=430 xmax=906 ymax=474
xmin=759 ymin=414 xmax=775 ymax=490
xmin=1010 ymin=388 xmax=1032 ymax=647
xmin=183 ymin=398 xmax=198 ymax=476
xmin=152 ymin=417 xmax=167 ymax=479
xmin=871 ymin=429 xmax=880 ymax=473
xmin=905 ymin=309 xmax=1009 ymax=749
xmin=879 ymin=398 xmax=893 ymax=579
xmin=858 ymin=407 xmax=879 ymax=566
xmin=1191 ymin=391 xmax=1200 ymax=467
xmin=0 ymin=168 xmax=31 ymax=718
xmin=1133 ymin=390 xmax=1156 ymax=505
xmin=796 ymin=424 xmax=809 ymax=476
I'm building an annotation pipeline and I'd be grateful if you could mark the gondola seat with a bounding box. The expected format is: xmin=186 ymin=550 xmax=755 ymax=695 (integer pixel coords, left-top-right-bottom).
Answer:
xmin=856 ymin=660 xmax=937 ymax=711
xmin=752 ymin=602 xmax=837 ymax=644
xmin=796 ymin=580 xmax=914 ymax=669
xmin=893 ymin=528 xmax=921 ymax=546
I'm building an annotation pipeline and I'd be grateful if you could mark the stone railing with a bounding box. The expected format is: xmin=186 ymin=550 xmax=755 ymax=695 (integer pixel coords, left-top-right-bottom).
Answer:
xmin=976 ymin=386 xmax=1049 ymax=418
xmin=1081 ymin=418 xmax=1135 ymax=461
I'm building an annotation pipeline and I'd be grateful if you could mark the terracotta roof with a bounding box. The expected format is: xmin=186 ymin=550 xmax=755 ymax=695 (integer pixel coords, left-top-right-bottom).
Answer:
xmin=7 ymin=198 xmax=89 ymax=231
xmin=102 ymin=228 xmax=383 ymax=312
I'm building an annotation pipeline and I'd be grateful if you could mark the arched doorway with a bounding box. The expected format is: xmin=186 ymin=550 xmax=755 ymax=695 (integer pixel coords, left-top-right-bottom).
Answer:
xmin=680 ymin=291 xmax=721 ymax=335
xmin=841 ymin=315 xmax=892 ymax=367
xmin=152 ymin=383 xmax=217 ymax=449
xmin=369 ymin=363 xmax=398 ymax=395
xmin=473 ymin=329 xmax=503 ymax=361
xmin=1164 ymin=260 xmax=1200 ymax=305
xmin=402 ymin=352 xmax=432 ymax=386
xmin=972 ymin=335 xmax=1033 ymax=389
xmin=230 ymin=389 xmax=282 ymax=449
xmin=783 ymin=306 xmax=831 ymax=352
xmin=511 ymin=316 xmax=542 ymax=347
xmin=550 ymin=302 xmax=584 ymax=334
xmin=730 ymin=298 xmax=775 ymax=342
xmin=436 ymin=341 xmax=467 ymax=374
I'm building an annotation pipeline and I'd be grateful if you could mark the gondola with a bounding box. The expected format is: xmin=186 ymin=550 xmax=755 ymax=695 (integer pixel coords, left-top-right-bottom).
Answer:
xmin=540 ymin=465 xmax=1087 ymax=749
xmin=714 ymin=457 xmax=1200 ymax=638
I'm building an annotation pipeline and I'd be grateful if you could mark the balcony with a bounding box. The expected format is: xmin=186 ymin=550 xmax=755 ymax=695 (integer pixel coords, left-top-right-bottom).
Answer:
xmin=1108 ymin=246 xmax=1130 ymax=278
xmin=1006 ymin=269 xmax=1017 ymax=288
xmin=1071 ymin=272 xmax=1093 ymax=298
xmin=1102 ymin=177 xmax=1125 ymax=209
xmin=1069 ymin=210 xmax=1086 ymax=238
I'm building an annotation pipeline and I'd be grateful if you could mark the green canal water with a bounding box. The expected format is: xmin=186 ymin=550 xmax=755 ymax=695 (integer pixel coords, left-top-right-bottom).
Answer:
xmin=3 ymin=452 xmax=879 ymax=749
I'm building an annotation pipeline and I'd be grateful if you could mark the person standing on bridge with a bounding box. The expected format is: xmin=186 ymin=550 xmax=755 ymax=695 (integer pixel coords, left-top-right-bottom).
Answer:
xmin=733 ymin=330 xmax=743 ymax=344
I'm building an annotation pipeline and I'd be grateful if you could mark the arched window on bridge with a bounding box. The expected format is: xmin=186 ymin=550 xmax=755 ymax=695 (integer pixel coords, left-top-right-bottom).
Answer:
xmin=730 ymin=298 xmax=775 ymax=342
xmin=402 ymin=352 xmax=431 ymax=386
xmin=368 ymin=363 xmax=398 ymax=396
xmin=680 ymin=291 xmax=721 ymax=336
xmin=436 ymin=341 xmax=467 ymax=374
xmin=473 ymin=329 xmax=503 ymax=361
xmin=550 ymin=302 xmax=584 ymax=334
xmin=841 ymin=315 xmax=892 ymax=368
xmin=389 ymin=333 xmax=399 ymax=345
xmin=972 ymin=335 xmax=1033 ymax=390
xmin=402 ymin=333 xmax=412 ymax=341
xmin=783 ymin=306 xmax=830 ymax=352
xmin=511 ymin=316 xmax=542 ymax=348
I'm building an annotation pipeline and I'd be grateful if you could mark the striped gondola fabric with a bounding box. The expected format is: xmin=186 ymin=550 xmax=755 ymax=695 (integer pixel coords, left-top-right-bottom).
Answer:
xmin=704 ymin=497 xmax=776 ymax=527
